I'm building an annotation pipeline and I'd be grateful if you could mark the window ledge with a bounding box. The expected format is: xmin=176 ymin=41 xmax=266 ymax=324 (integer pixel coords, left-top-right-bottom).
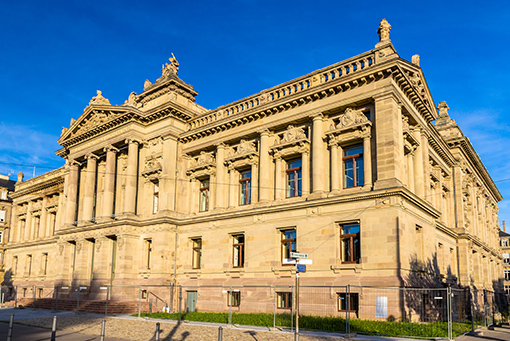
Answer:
xmin=139 ymin=269 xmax=151 ymax=279
xmin=330 ymin=263 xmax=363 ymax=274
xmin=271 ymin=266 xmax=295 ymax=277
xmin=184 ymin=270 xmax=201 ymax=279
xmin=224 ymin=268 xmax=245 ymax=277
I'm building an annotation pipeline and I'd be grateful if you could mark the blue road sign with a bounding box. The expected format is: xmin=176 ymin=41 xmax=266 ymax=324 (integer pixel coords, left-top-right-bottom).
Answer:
xmin=297 ymin=264 xmax=306 ymax=273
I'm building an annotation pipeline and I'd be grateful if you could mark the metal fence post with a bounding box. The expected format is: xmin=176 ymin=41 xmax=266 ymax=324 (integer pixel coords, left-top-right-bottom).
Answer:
xmin=218 ymin=326 xmax=223 ymax=341
xmin=54 ymin=287 xmax=59 ymax=312
xmin=155 ymin=322 xmax=160 ymax=341
xmin=470 ymin=288 xmax=475 ymax=333
xmin=7 ymin=313 xmax=14 ymax=341
xmin=170 ymin=282 xmax=174 ymax=312
xmin=346 ymin=284 xmax=351 ymax=335
xmin=178 ymin=286 xmax=182 ymax=323
xmin=228 ymin=286 xmax=232 ymax=326
xmin=50 ymin=315 xmax=57 ymax=341
xmin=76 ymin=288 xmax=80 ymax=315
xmin=32 ymin=285 xmax=36 ymax=309
xmin=138 ymin=285 xmax=142 ymax=318
xmin=273 ymin=286 xmax=276 ymax=329
xmin=290 ymin=285 xmax=294 ymax=333
xmin=105 ymin=286 xmax=109 ymax=316
xmin=100 ymin=319 xmax=106 ymax=341
xmin=447 ymin=286 xmax=452 ymax=341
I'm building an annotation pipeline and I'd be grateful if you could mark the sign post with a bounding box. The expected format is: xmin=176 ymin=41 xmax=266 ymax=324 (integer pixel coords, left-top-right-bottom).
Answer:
xmin=291 ymin=253 xmax=310 ymax=341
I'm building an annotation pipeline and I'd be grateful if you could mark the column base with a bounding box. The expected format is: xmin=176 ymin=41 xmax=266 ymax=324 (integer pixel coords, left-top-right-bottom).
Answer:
xmin=94 ymin=216 xmax=114 ymax=224
xmin=328 ymin=189 xmax=341 ymax=197
xmin=373 ymin=178 xmax=404 ymax=190
xmin=307 ymin=191 xmax=327 ymax=200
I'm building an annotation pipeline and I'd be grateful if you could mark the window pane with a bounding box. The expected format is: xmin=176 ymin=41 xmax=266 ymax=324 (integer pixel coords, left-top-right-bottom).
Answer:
xmin=241 ymin=171 xmax=251 ymax=179
xmin=344 ymin=159 xmax=354 ymax=188
xmin=342 ymin=224 xmax=360 ymax=235
xmin=288 ymin=172 xmax=295 ymax=197
xmin=344 ymin=145 xmax=363 ymax=157
xmin=355 ymin=156 xmax=364 ymax=186
xmin=343 ymin=238 xmax=351 ymax=262
xmin=288 ymin=159 xmax=302 ymax=169
xmin=284 ymin=230 xmax=296 ymax=240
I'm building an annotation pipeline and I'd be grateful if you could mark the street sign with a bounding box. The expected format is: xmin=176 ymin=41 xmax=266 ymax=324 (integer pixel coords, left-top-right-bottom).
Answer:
xmin=283 ymin=258 xmax=297 ymax=265
xmin=290 ymin=252 xmax=308 ymax=259
xmin=297 ymin=264 xmax=306 ymax=273
xmin=298 ymin=259 xmax=312 ymax=265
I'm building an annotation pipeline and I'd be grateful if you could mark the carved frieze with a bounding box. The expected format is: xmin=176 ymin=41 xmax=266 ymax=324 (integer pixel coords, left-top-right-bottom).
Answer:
xmin=271 ymin=125 xmax=310 ymax=159
xmin=142 ymin=154 xmax=162 ymax=182
xmin=225 ymin=139 xmax=259 ymax=169
xmin=186 ymin=151 xmax=217 ymax=179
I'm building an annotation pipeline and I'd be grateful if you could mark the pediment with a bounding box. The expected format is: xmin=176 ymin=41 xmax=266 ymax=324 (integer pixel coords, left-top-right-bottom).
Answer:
xmin=398 ymin=62 xmax=437 ymax=120
xmin=58 ymin=105 xmax=134 ymax=146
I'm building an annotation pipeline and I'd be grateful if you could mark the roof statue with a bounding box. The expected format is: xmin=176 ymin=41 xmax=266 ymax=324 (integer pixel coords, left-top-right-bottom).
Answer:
xmin=377 ymin=19 xmax=391 ymax=43
xmin=88 ymin=90 xmax=111 ymax=106
xmin=412 ymin=54 xmax=420 ymax=66
xmin=162 ymin=53 xmax=179 ymax=77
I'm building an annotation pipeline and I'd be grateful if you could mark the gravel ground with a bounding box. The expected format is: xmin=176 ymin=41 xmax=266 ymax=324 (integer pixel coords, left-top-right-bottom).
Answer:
xmin=19 ymin=316 xmax=344 ymax=341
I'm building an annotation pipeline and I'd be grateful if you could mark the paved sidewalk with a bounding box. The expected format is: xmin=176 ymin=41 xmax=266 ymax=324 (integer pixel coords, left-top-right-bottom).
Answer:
xmin=456 ymin=323 xmax=510 ymax=341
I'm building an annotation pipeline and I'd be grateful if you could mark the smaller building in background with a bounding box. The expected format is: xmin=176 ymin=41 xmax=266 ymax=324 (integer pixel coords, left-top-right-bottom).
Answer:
xmin=0 ymin=174 xmax=16 ymax=277
xmin=500 ymin=222 xmax=510 ymax=297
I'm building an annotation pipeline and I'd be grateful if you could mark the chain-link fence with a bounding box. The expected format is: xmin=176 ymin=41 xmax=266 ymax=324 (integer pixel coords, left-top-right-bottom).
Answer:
xmin=1 ymin=283 xmax=508 ymax=339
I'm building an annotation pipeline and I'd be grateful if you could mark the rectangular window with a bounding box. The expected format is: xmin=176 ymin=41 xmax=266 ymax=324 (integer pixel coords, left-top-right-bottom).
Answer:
xmin=42 ymin=253 xmax=48 ymax=275
xmin=233 ymin=234 xmax=245 ymax=268
xmin=0 ymin=210 xmax=5 ymax=222
xmin=0 ymin=190 xmax=7 ymax=200
xmin=144 ymin=239 xmax=152 ymax=270
xmin=281 ymin=229 xmax=296 ymax=263
xmin=338 ymin=292 xmax=359 ymax=312
xmin=192 ymin=238 xmax=202 ymax=269
xmin=286 ymin=159 xmax=302 ymax=197
xmin=88 ymin=239 xmax=95 ymax=280
xmin=38 ymin=288 xmax=44 ymax=298
xmin=505 ymin=286 xmax=510 ymax=295
xmin=277 ymin=292 xmax=292 ymax=309
xmin=0 ymin=231 xmax=3 ymax=244
xmin=12 ymin=256 xmax=18 ymax=275
xmin=50 ymin=213 xmax=57 ymax=235
xmin=505 ymin=270 xmax=510 ymax=281
xmin=239 ymin=171 xmax=252 ymax=205
xmin=26 ymin=255 xmax=32 ymax=276
xmin=341 ymin=223 xmax=360 ymax=263
xmin=228 ymin=291 xmax=241 ymax=307
xmin=199 ymin=179 xmax=210 ymax=212
xmin=343 ymin=145 xmax=364 ymax=188
xmin=153 ymin=182 xmax=159 ymax=214
xmin=503 ymin=239 xmax=509 ymax=247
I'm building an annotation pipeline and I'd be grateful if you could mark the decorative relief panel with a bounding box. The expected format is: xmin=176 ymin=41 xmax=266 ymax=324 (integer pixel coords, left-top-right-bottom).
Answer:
xmin=142 ymin=154 xmax=162 ymax=182
xmin=271 ymin=125 xmax=310 ymax=159
xmin=186 ymin=151 xmax=216 ymax=179
xmin=225 ymin=139 xmax=259 ymax=169
xmin=327 ymin=107 xmax=371 ymax=145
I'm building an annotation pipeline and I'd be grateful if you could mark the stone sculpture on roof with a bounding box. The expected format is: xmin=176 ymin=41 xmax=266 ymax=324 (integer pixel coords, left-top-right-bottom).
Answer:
xmin=88 ymin=90 xmax=111 ymax=106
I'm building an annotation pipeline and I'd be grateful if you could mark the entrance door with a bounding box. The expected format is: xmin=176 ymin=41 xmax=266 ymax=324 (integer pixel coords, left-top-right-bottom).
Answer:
xmin=186 ymin=291 xmax=197 ymax=312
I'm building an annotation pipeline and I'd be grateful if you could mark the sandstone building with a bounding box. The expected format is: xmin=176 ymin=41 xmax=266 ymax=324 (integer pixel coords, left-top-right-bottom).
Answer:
xmin=1 ymin=20 xmax=504 ymax=316
xmin=0 ymin=174 xmax=15 ymax=280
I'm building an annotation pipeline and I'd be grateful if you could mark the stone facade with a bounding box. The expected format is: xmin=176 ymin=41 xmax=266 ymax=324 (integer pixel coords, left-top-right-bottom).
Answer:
xmin=1 ymin=20 xmax=504 ymax=314
xmin=0 ymin=174 xmax=15 ymax=279
xmin=500 ymin=223 xmax=510 ymax=297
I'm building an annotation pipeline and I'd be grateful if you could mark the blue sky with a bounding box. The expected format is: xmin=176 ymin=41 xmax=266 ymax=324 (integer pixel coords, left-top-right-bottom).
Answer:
xmin=1 ymin=1 xmax=509 ymax=226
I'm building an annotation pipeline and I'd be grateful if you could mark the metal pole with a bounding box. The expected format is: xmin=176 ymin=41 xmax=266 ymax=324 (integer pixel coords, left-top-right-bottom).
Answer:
xmin=7 ymin=313 xmax=14 ymax=341
xmin=178 ymin=286 xmax=182 ymax=322
xmin=447 ymin=287 xmax=452 ymax=341
xmin=105 ymin=286 xmax=109 ymax=316
xmin=50 ymin=315 xmax=57 ymax=341
xmin=295 ymin=272 xmax=299 ymax=341
xmin=2 ymin=292 xmax=4 ymax=304
xmin=273 ymin=286 xmax=276 ymax=329
xmin=76 ymin=288 xmax=80 ymax=315
xmin=291 ymin=286 xmax=294 ymax=333
xmin=100 ymin=319 xmax=106 ymax=341
xmin=155 ymin=322 xmax=160 ymax=341
xmin=347 ymin=284 xmax=351 ymax=335
xmin=15 ymin=285 xmax=18 ymax=308
xmin=54 ymin=287 xmax=59 ymax=312
xmin=218 ymin=326 xmax=223 ymax=341
xmin=138 ymin=285 xmax=142 ymax=318
xmin=170 ymin=282 xmax=174 ymax=312
xmin=228 ymin=286 xmax=232 ymax=325
xmin=32 ymin=285 xmax=36 ymax=309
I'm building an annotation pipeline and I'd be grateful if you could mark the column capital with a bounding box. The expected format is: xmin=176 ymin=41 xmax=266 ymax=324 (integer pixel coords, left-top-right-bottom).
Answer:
xmin=85 ymin=153 xmax=99 ymax=160
xmin=125 ymin=138 xmax=142 ymax=146
xmin=104 ymin=145 xmax=119 ymax=153
xmin=311 ymin=113 xmax=325 ymax=121
xmin=216 ymin=142 xmax=228 ymax=150
xmin=68 ymin=159 xmax=81 ymax=167
xmin=258 ymin=128 xmax=271 ymax=137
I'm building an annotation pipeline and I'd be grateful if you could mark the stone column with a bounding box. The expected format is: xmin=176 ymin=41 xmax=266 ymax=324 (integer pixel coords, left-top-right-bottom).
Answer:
xmin=82 ymin=153 xmax=98 ymax=221
xmin=311 ymin=115 xmax=326 ymax=194
xmin=407 ymin=152 xmax=415 ymax=192
xmin=124 ymin=139 xmax=140 ymax=215
xmin=258 ymin=130 xmax=271 ymax=202
xmin=102 ymin=145 xmax=118 ymax=218
xmin=274 ymin=155 xmax=283 ymax=200
xmin=160 ymin=137 xmax=177 ymax=212
xmin=330 ymin=142 xmax=340 ymax=192
xmin=373 ymin=94 xmax=404 ymax=189
xmin=338 ymin=145 xmax=344 ymax=189
xmin=25 ymin=201 xmax=33 ymax=241
xmin=363 ymin=135 xmax=372 ymax=187
xmin=65 ymin=161 xmax=80 ymax=225
xmin=228 ymin=165 xmax=236 ymax=208
xmin=215 ymin=144 xmax=227 ymax=209
xmin=251 ymin=162 xmax=258 ymax=204
xmin=302 ymin=150 xmax=310 ymax=195
xmin=40 ymin=196 xmax=48 ymax=238
xmin=413 ymin=128 xmax=425 ymax=197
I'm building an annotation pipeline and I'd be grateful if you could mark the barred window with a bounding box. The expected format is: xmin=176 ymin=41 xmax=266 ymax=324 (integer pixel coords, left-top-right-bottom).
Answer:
xmin=277 ymin=292 xmax=292 ymax=309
